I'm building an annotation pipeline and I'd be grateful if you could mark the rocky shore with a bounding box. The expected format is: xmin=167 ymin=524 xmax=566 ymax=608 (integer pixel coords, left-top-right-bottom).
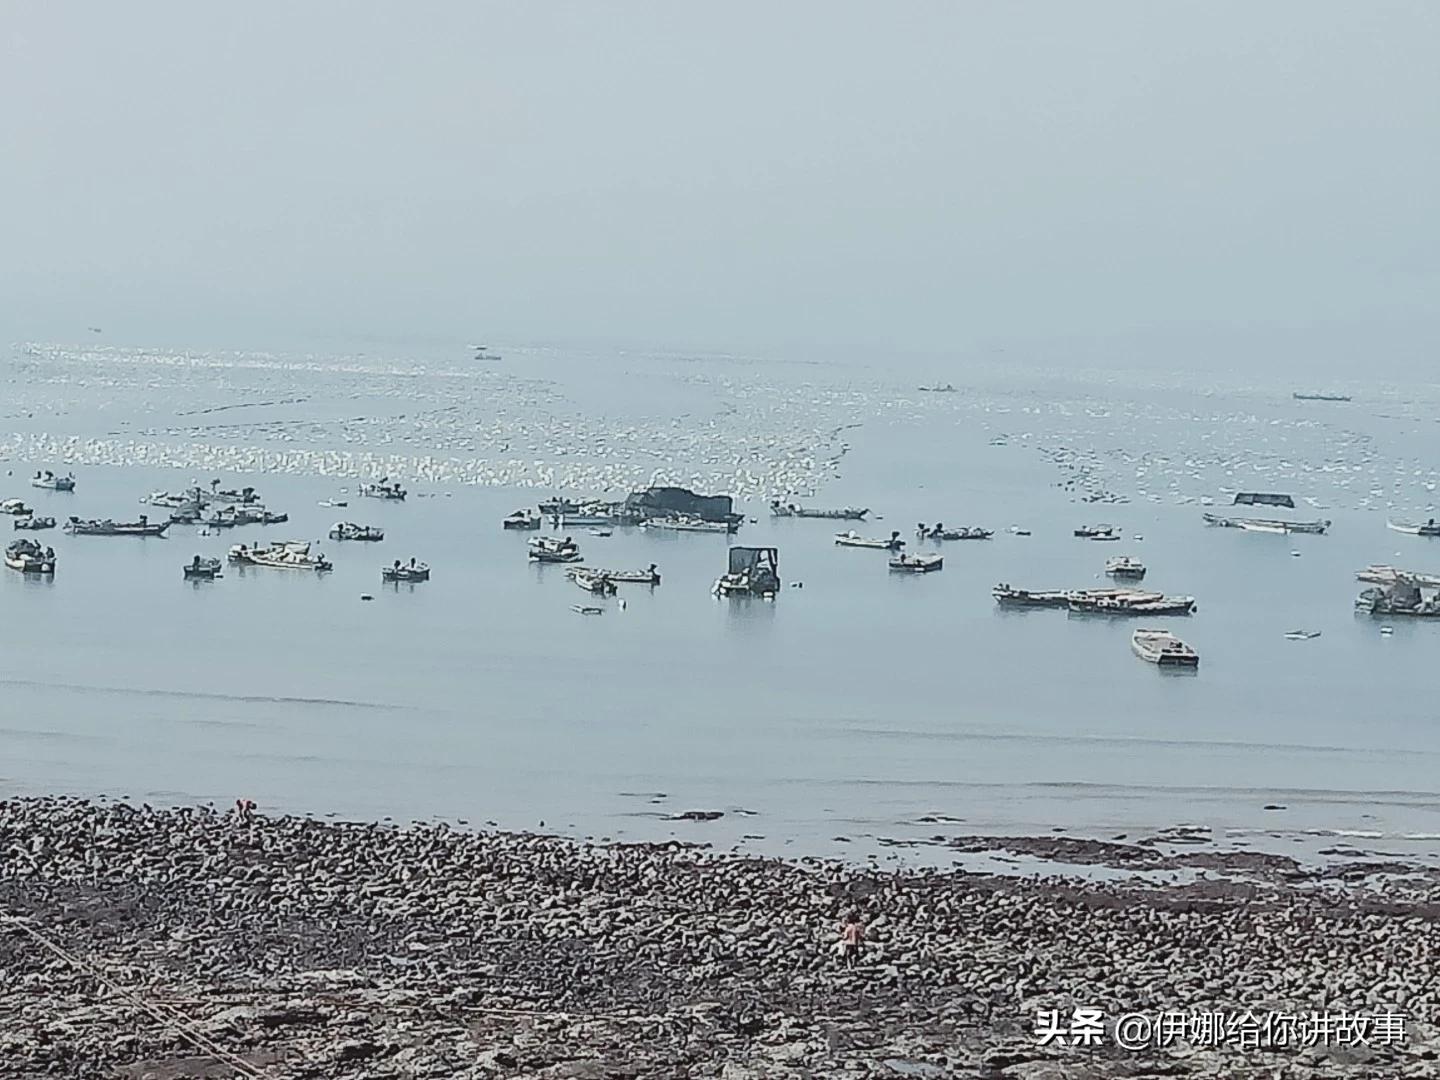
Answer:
xmin=2 ymin=797 xmax=1438 ymax=1079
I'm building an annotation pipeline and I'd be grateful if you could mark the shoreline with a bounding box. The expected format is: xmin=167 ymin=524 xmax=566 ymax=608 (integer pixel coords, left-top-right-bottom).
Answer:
xmin=3 ymin=795 xmax=1438 ymax=1078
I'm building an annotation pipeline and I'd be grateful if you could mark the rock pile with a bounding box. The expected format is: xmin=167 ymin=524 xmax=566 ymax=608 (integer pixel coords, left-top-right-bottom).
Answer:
xmin=1 ymin=796 xmax=1437 ymax=1078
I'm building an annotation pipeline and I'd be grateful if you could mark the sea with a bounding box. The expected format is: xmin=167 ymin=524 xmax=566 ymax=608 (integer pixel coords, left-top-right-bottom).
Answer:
xmin=4 ymin=335 xmax=1440 ymax=871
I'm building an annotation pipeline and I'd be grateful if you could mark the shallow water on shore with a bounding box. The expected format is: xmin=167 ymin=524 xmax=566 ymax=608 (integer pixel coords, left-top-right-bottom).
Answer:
xmin=3 ymin=337 xmax=1440 ymax=868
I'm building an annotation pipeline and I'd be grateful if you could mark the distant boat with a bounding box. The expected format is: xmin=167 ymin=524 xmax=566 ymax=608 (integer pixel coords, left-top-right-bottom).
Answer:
xmin=382 ymin=561 xmax=430 ymax=583
xmin=917 ymin=522 xmax=992 ymax=541
xmin=835 ymin=530 xmax=904 ymax=550
xmin=329 ymin=522 xmax=384 ymax=541
xmin=14 ymin=515 xmax=55 ymax=531
xmin=567 ymin=567 xmax=617 ymax=595
xmin=0 ymin=499 xmax=32 ymax=516
xmin=5 ymin=539 xmax=55 ymax=575
xmin=183 ymin=556 xmax=223 ymax=580
xmin=889 ymin=552 xmax=943 ymax=573
xmin=229 ymin=541 xmax=331 ymax=571
xmin=65 ymin=516 xmax=167 ymax=537
xmin=586 ymin=563 xmax=660 ymax=585
xmin=640 ymin=515 xmax=736 ymax=534
xmin=1132 ymin=628 xmax=1199 ymax=667
xmin=1284 ymin=629 xmax=1321 ymax=641
xmin=1203 ymin=513 xmax=1330 ymax=535
xmin=770 ymin=500 xmax=869 ymax=521
xmin=1293 ymin=392 xmax=1351 ymax=402
xmin=529 ymin=536 xmax=582 ymax=563
xmin=1105 ymin=556 xmax=1147 ymax=580
xmin=1074 ymin=524 xmax=1121 ymax=541
xmin=30 ymin=470 xmax=75 ymax=492
xmin=918 ymin=384 xmax=957 ymax=393
xmin=1388 ymin=520 xmax=1440 ymax=538
xmin=359 ymin=479 xmax=406 ymax=501
xmin=502 ymin=508 xmax=543 ymax=531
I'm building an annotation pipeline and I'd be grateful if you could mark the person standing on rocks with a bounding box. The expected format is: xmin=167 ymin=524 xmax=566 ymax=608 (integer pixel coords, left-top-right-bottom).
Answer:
xmin=837 ymin=910 xmax=865 ymax=969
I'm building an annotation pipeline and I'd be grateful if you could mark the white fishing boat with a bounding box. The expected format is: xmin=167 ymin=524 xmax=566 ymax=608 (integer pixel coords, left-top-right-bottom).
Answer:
xmin=229 ymin=541 xmax=332 ymax=571
xmin=1104 ymin=556 xmax=1147 ymax=580
xmin=640 ymin=515 xmax=736 ymax=533
xmin=835 ymin=530 xmax=904 ymax=550
xmin=329 ymin=522 xmax=385 ymax=541
xmin=382 ymin=560 xmax=430 ymax=582
xmin=889 ymin=552 xmax=943 ymax=573
xmin=30 ymin=470 xmax=75 ymax=492
xmin=1237 ymin=520 xmax=1289 ymax=535
xmin=359 ymin=478 xmax=407 ymax=500
xmin=1388 ymin=519 xmax=1440 ymax=537
xmin=0 ymin=499 xmax=32 ymax=516
xmin=5 ymin=538 xmax=55 ymax=574
xmin=1131 ymin=628 xmax=1199 ymax=667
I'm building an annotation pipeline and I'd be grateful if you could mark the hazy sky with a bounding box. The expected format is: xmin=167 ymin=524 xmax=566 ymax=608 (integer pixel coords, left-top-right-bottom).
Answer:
xmin=2 ymin=2 xmax=1437 ymax=361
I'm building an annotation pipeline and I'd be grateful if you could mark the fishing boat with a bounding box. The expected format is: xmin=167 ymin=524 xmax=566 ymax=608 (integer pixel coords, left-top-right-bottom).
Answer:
xmin=145 ymin=488 xmax=208 ymax=510
xmin=318 ymin=498 xmax=348 ymax=508
xmin=571 ymin=604 xmax=604 ymax=615
xmin=1284 ymin=629 xmax=1322 ymax=641
xmin=207 ymin=483 xmax=262 ymax=505
xmin=1070 ymin=594 xmax=1196 ymax=616
xmin=918 ymin=383 xmax=957 ymax=393
xmin=359 ymin=479 xmax=407 ymax=500
xmin=641 ymin=515 xmax=737 ymax=534
xmin=770 ymin=500 xmax=869 ymax=520
xmin=1356 ymin=565 xmax=1440 ymax=589
xmin=889 ymin=552 xmax=943 ymax=573
xmin=168 ymin=505 xmax=205 ymax=525
xmin=1074 ymin=525 xmax=1121 ymax=541
xmin=529 ymin=536 xmax=583 ymax=563
xmin=835 ymin=530 xmax=904 ymax=550
xmin=65 ymin=516 xmax=168 ymax=537
xmin=14 ymin=515 xmax=55 ymax=531
xmin=589 ymin=528 xmax=613 ymax=537
xmin=1131 ymin=628 xmax=1199 ymax=667
xmin=917 ymin=522 xmax=992 ymax=541
xmin=567 ymin=567 xmax=617 ymax=595
xmin=1356 ymin=580 xmax=1440 ymax=617
xmin=502 ymin=508 xmax=543 ymax=530
xmin=0 ymin=499 xmax=32 ymax=516
xmin=539 ymin=497 xmax=583 ymax=517
xmin=329 ymin=522 xmax=385 ymax=541
xmin=382 ymin=560 xmax=430 ymax=582
xmin=229 ymin=541 xmax=332 ymax=571
xmin=1293 ymin=392 xmax=1351 ymax=402
xmin=1202 ymin=513 xmax=1330 ymax=534
xmin=1388 ymin=519 xmax=1440 ymax=538
xmin=4 ymin=539 xmax=55 ymax=574
xmin=714 ymin=546 xmax=780 ymax=597
xmin=183 ymin=555 xmax=223 ymax=580
xmin=588 ymin=564 xmax=660 ymax=585
xmin=550 ymin=511 xmax=615 ymax=527
xmin=30 ymin=470 xmax=75 ymax=492
xmin=994 ymin=584 xmax=1164 ymax=609
xmin=1105 ymin=556 xmax=1147 ymax=580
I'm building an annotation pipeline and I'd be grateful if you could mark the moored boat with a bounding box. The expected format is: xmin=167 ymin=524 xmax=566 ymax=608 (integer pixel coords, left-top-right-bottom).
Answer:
xmin=588 ymin=563 xmax=660 ymax=585
xmin=183 ymin=555 xmax=223 ymax=580
xmin=65 ymin=515 xmax=168 ymax=537
xmin=1104 ymin=555 xmax=1147 ymax=580
xmin=640 ymin=515 xmax=737 ymax=533
xmin=4 ymin=539 xmax=55 ymax=574
xmin=502 ymin=508 xmax=543 ymax=530
xmin=713 ymin=546 xmax=780 ymax=597
xmin=889 ymin=552 xmax=943 ymax=573
xmin=1388 ymin=519 xmax=1440 ymax=538
xmin=13 ymin=515 xmax=56 ymax=531
xmin=993 ymin=583 xmax=1163 ymax=609
xmin=917 ymin=522 xmax=992 ymax=541
xmin=1356 ymin=578 xmax=1440 ymax=617
xmin=1356 ymin=564 xmax=1440 ymax=589
xmin=835 ymin=530 xmax=904 ymax=550
xmin=1070 ymin=594 xmax=1196 ymax=616
xmin=567 ymin=567 xmax=617 ymax=595
xmin=229 ymin=541 xmax=332 ymax=571
xmin=207 ymin=482 xmax=262 ymax=505
xmin=329 ymin=522 xmax=385 ymax=541
xmin=1132 ymin=628 xmax=1199 ymax=667
xmin=359 ymin=478 xmax=407 ymax=500
xmin=770 ymin=500 xmax=869 ymax=520
xmin=1074 ymin=524 xmax=1121 ymax=541
xmin=30 ymin=470 xmax=75 ymax=492
xmin=529 ymin=536 xmax=582 ymax=563
xmin=0 ymin=499 xmax=32 ymax=516
xmin=1202 ymin=513 xmax=1330 ymax=534
xmin=382 ymin=559 xmax=430 ymax=582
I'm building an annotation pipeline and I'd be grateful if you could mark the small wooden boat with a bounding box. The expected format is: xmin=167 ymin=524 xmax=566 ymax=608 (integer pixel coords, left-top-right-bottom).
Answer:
xmin=1132 ymin=628 xmax=1199 ymax=667
xmin=30 ymin=470 xmax=75 ymax=492
xmin=918 ymin=384 xmax=957 ymax=393
xmin=889 ymin=552 xmax=943 ymax=573
xmin=994 ymin=584 xmax=1163 ymax=609
xmin=770 ymin=500 xmax=869 ymax=520
xmin=1104 ymin=556 xmax=1147 ymax=580
xmin=183 ymin=556 xmax=223 ymax=580
xmin=1284 ymin=629 xmax=1321 ymax=641
xmin=202 ymin=505 xmax=285 ymax=528
xmin=207 ymin=483 xmax=262 ymax=505
xmin=835 ymin=530 xmax=904 ymax=550
xmin=917 ymin=522 xmax=992 ymax=541
xmin=229 ymin=541 xmax=331 ymax=571
xmin=1203 ymin=513 xmax=1330 ymax=534
xmin=329 ymin=522 xmax=385 ymax=541
xmin=550 ymin=511 xmax=614 ymax=527
xmin=359 ymin=479 xmax=407 ymax=500
xmin=1074 ymin=525 xmax=1121 ymax=541
xmin=382 ymin=561 xmax=430 ymax=582
xmin=567 ymin=568 xmax=617 ymax=595
xmin=1071 ymin=595 xmax=1196 ymax=616
xmin=65 ymin=516 xmax=168 ymax=537
xmin=13 ymin=515 xmax=56 ymax=531
xmin=589 ymin=564 xmax=660 ymax=585
xmin=1388 ymin=519 xmax=1440 ymax=538
xmin=5 ymin=539 xmax=55 ymax=574
xmin=1293 ymin=392 xmax=1350 ymax=402
xmin=640 ymin=515 xmax=736 ymax=533
xmin=0 ymin=499 xmax=32 ymax=516
xmin=318 ymin=498 xmax=348 ymax=508
xmin=571 ymin=604 xmax=604 ymax=615
xmin=529 ymin=536 xmax=583 ymax=563
xmin=502 ymin=508 xmax=543 ymax=530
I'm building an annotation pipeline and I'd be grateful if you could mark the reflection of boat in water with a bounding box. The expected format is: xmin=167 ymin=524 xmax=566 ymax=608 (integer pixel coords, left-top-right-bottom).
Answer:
xmin=183 ymin=556 xmax=223 ymax=580
xmin=329 ymin=522 xmax=384 ymax=541
xmin=229 ymin=541 xmax=332 ymax=571
xmin=917 ymin=522 xmax=991 ymax=541
xmin=770 ymin=500 xmax=869 ymax=520
xmin=66 ymin=516 xmax=168 ymax=537
xmin=835 ymin=530 xmax=904 ymax=550
xmin=5 ymin=539 xmax=55 ymax=574
xmin=1132 ymin=628 xmax=1199 ymax=667
xmin=1388 ymin=519 xmax=1440 ymax=537
xmin=31 ymin=470 xmax=75 ymax=491
xmin=1105 ymin=556 xmax=1147 ymax=580
xmin=1203 ymin=513 xmax=1330 ymax=534
xmin=529 ymin=536 xmax=582 ymax=563
xmin=889 ymin=552 xmax=943 ymax=573
xmin=13 ymin=515 xmax=56 ymax=531
xmin=382 ymin=560 xmax=430 ymax=583
xmin=1074 ymin=525 xmax=1121 ymax=541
